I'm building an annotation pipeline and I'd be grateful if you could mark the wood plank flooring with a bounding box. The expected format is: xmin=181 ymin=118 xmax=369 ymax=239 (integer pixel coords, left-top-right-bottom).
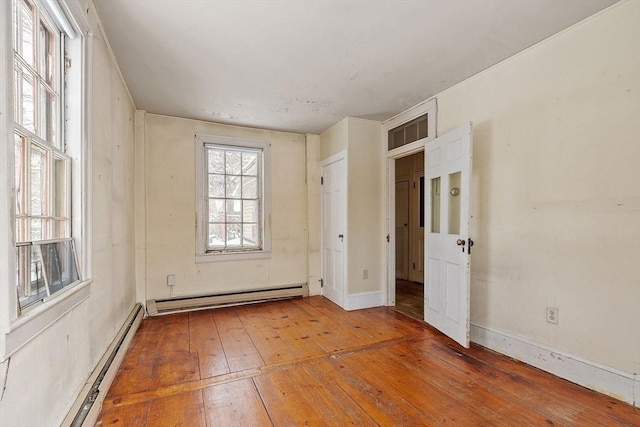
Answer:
xmin=97 ymin=296 xmax=640 ymax=426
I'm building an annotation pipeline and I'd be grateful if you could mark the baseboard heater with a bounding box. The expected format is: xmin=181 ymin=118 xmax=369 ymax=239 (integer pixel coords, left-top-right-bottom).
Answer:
xmin=61 ymin=303 xmax=144 ymax=427
xmin=146 ymin=283 xmax=309 ymax=316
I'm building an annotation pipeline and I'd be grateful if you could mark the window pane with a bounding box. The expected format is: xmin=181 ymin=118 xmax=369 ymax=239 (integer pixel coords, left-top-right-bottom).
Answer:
xmin=30 ymin=144 xmax=47 ymax=216
xmin=225 ymin=151 xmax=241 ymax=175
xmin=226 ymin=223 xmax=241 ymax=247
xmin=448 ymin=172 xmax=461 ymax=235
xmin=208 ymin=223 xmax=225 ymax=247
xmin=15 ymin=134 xmax=25 ymax=217
xmin=30 ymin=145 xmax=47 ymax=214
xmin=18 ymin=0 xmax=35 ymax=66
xmin=53 ymin=220 xmax=67 ymax=238
xmin=17 ymin=244 xmax=47 ymax=310
xmin=40 ymin=240 xmax=79 ymax=294
xmin=40 ymin=85 xmax=57 ymax=144
xmin=242 ymin=152 xmax=258 ymax=175
xmin=208 ymin=199 xmax=225 ymax=222
xmin=226 ymin=199 xmax=241 ymax=223
xmin=39 ymin=20 xmax=55 ymax=87
xmin=242 ymin=176 xmax=257 ymax=199
xmin=16 ymin=218 xmax=27 ymax=243
xmin=53 ymin=156 xmax=67 ymax=218
xmin=208 ymin=174 xmax=225 ymax=198
xmin=430 ymin=177 xmax=441 ymax=233
xmin=405 ymin=122 xmax=418 ymax=144
xmin=226 ymin=175 xmax=241 ymax=198
xmin=208 ymin=149 xmax=224 ymax=173
xmin=19 ymin=66 xmax=36 ymax=132
xmin=243 ymin=200 xmax=259 ymax=223
xmin=243 ymin=224 xmax=259 ymax=247
xmin=418 ymin=117 xmax=428 ymax=139
xmin=30 ymin=218 xmax=43 ymax=241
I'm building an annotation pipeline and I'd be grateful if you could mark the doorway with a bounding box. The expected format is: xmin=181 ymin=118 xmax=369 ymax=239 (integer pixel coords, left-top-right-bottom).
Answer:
xmin=393 ymin=151 xmax=424 ymax=320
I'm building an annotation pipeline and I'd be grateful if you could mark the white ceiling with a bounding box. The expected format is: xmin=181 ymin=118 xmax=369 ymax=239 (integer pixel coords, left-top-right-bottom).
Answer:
xmin=93 ymin=0 xmax=616 ymax=134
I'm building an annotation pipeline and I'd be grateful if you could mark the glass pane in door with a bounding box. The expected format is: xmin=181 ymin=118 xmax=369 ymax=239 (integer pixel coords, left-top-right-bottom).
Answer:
xmin=430 ymin=177 xmax=441 ymax=233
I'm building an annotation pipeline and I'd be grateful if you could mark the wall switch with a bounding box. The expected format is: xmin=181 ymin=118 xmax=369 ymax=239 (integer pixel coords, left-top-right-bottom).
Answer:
xmin=546 ymin=307 xmax=558 ymax=324
xmin=362 ymin=269 xmax=368 ymax=280
xmin=167 ymin=274 xmax=176 ymax=287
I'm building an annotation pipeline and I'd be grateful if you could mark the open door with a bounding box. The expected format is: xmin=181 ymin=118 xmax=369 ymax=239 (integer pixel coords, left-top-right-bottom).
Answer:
xmin=424 ymin=123 xmax=473 ymax=348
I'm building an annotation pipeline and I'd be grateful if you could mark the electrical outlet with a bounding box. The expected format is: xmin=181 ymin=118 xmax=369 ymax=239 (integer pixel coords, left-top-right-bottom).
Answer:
xmin=546 ymin=307 xmax=558 ymax=324
xmin=167 ymin=274 xmax=176 ymax=287
xmin=362 ymin=269 xmax=368 ymax=280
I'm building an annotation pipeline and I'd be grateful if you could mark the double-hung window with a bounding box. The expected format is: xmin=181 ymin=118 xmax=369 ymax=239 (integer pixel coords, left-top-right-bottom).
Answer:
xmin=196 ymin=135 xmax=271 ymax=262
xmin=12 ymin=0 xmax=82 ymax=313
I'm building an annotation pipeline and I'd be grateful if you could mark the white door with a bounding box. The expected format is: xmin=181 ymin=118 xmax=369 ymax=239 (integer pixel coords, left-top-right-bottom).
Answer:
xmin=395 ymin=180 xmax=409 ymax=280
xmin=424 ymin=123 xmax=473 ymax=348
xmin=321 ymin=156 xmax=346 ymax=308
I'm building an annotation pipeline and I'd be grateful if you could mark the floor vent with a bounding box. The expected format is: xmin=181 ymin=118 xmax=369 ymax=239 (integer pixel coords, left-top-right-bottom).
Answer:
xmin=62 ymin=303 xmax=144 ymax=427
xmin=146 ymin=283 xmax=309 ymax=316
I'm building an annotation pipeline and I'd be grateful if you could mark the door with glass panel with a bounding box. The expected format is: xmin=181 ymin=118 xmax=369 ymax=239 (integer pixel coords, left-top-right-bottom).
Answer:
xmin=424 ymin=123 xmax=473 ymax=348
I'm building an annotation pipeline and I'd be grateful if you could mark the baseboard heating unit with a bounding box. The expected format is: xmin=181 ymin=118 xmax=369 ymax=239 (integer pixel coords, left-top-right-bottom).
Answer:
xmin=62 ymin=303 xmax=144 ymax=427
xmin=146 ymin=283 xmax=309 ymax=316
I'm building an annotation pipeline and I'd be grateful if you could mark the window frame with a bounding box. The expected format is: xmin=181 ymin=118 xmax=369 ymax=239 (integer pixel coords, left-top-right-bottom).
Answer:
xmin=0 ymin=0 xmax=91 ymax=360
xmin=195 ymin=134 xmax=271 ymax=263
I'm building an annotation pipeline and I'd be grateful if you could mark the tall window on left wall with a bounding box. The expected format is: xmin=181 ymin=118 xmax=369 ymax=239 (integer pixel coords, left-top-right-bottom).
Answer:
xmin=12 ymin=0 xmax=80 ymax=312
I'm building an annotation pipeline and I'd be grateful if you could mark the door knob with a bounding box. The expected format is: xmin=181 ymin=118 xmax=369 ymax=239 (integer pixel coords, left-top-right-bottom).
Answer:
xmin=456 ymin=239 xmax=465 ymax=246
xmin=338 ymin=234 xmax=344 ymax=241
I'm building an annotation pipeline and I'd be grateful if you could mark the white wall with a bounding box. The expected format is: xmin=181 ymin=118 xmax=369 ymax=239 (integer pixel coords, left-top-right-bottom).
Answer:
xmin=142 ymin=114 xmax=308 ymax=299
xmin=0 ymin=1 xmax=137 ymax=425
xmin=435 ymin=1 xmax=639 ymax=376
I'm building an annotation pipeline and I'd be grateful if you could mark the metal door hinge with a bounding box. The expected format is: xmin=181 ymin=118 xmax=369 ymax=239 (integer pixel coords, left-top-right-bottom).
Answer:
xmin=321 ymin=176 xmax=324 ymax=185
xmin=412 ymin=262 xmax=416 ymax=270
xmin=319 ymin=278 xmax=324 ymax=288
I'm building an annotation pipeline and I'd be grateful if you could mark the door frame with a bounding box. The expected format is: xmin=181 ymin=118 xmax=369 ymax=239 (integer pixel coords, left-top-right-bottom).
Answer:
xmin=320 ymin=150 xmax=348 ymax=308
xmin=382 ymin=98 xmax=437 ymax=306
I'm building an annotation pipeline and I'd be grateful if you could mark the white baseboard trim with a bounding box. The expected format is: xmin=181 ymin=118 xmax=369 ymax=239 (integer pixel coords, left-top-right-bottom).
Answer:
xmin=346 ymin=291 xmax=384 ymax=311
xmin=470 ymin=322 xmax=639 ymax=408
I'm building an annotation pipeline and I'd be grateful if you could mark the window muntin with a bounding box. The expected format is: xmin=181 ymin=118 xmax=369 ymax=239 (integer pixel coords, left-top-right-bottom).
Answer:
xmin=205 ymin=145 xmax=263 ymax=251
xmin=12 ymin=0 xmax=79 ymax=312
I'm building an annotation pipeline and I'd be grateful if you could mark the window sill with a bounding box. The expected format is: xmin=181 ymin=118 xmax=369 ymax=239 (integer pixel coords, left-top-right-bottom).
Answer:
xmin=1 ymin=279 xmax=91 ymax=361
xmin=196 ymin=250 xmax=272 ymax=263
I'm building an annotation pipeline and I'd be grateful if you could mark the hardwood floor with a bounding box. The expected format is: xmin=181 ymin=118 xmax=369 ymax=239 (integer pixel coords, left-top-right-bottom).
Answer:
xmin=97 ymin=296 xmax=640 ymax=426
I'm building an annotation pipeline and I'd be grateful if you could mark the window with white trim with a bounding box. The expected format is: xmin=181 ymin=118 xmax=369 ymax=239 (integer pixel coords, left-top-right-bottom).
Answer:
xmin=11 ymin=0 xmax=83 ymax=313
xmin=196 ymin=135 xmax=271 ymax=261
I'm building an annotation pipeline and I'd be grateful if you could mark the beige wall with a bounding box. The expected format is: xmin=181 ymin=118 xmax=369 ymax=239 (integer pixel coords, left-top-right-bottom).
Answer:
xmin=0 ymin=1 xmax=137 ymax=424
xmin=142 ymin=114 xmax=308 ymax=299
xmin=319 ymin=118 xmax=348 ymax=160
xmin=436 ymin=1 xmax=639 ymax=374
xmin=306 ymin=134 xmax=322 ymax=295
xmin=347 ymin=118 xmax=383 ymax=295
xmin=320 ymin=118 xmax=383 ymax=301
